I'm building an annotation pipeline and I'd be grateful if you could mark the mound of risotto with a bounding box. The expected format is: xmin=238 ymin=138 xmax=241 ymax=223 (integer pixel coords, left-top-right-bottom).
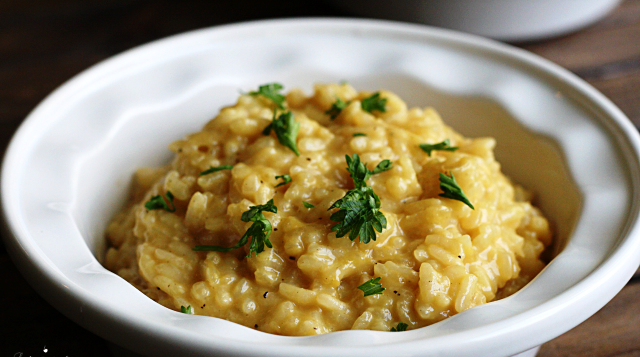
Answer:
xmin=105 ymin=83 xmax=552 ymax=335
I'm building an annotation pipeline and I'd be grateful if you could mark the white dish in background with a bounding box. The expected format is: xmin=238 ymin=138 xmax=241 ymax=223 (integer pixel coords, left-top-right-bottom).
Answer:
xmin=2 ymin=18 xmax=640 ymax=357
xmin=328 ymin=0 xmax=624 ymax=42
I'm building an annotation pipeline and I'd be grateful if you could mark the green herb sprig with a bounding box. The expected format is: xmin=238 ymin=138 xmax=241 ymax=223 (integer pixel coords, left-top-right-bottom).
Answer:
xmin=391 ymin=322 xmax=408 ymax=332
xmin=199 ymin=165 xmax=233 ymax=176
xmin=357 ymin=277 xmax=385 ymax=297
xmin=353 ymin=133 xmax=367 ymax=137
xmin=250 ymin=83 xmax=285 ymax=109
xmin=145 ymin=191 xmax=176 ymax=212
xmin=180 ymin=305 xmax=193 ymax=314
xmin=326 ymin=97 xmax=350 ymax=120
xmin=193 ymin=199 xmax=278 ymax=258
xmin=302 ymin=201 xmax=315 ymax=209
xmin=328 ymin=154 xmax=391 ymax=244
xmin=275 ymin=174 xmax=292 ymax=187
xmin=263 ymin=111 xmax=300 ymax=156
xmin=419 ymin=139 xmax=458 ymax=156
xmin=361 ymin=92 xmax=387 ymax=113
xmin=439 ymin=172 xmax=474 ymax=209
xmin=346 ymin=153 xmax=392 ymax=189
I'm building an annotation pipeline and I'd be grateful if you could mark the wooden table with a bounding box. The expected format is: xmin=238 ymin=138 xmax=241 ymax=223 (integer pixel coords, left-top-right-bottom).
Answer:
xmin=1 ymin=1 xmax=639 ymax=356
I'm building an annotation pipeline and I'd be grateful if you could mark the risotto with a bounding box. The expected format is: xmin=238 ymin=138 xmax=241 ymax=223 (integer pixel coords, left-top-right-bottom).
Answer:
xmin=104 ymin=83 xmax=552 ymax=335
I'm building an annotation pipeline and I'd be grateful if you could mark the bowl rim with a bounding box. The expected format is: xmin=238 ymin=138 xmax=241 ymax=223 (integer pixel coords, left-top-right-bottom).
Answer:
xmin=3 ymin=17 xmax=640 ymax=357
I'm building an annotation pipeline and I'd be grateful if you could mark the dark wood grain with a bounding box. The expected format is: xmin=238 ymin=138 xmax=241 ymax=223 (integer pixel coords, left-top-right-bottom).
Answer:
xmin=1 ymin=1 xmax=638 ymax=356
xmin=520 ymin=0 xmax=640 ymax=72
xmin=520 ymin=0 xmax=640 ymax=128
xmin=538 ymin=282 xmax=640 ymax=357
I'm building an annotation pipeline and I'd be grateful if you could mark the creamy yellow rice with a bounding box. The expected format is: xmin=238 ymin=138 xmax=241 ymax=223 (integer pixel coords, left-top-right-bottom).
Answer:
xmin=104 ymin=83 xmax=552 ymax=336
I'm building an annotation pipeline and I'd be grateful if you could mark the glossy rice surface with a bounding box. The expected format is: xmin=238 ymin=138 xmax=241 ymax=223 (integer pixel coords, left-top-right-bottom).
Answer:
xmin=105 ymin=83 xmax=552 ymax=336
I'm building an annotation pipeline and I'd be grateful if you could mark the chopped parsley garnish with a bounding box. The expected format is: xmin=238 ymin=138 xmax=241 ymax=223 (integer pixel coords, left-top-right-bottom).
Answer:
xmin=275 ymin=174 xmax=292 ymax=187
xmin=419 ymin=139 xmax=458 ymax=156
xmin=329 ymin=188 xmax=386 ymax=243
xmin=263 ymin=111 xmax=300 ymax=156
xmin=326 ymin=97 xmax=350 ymax=120
xmin=328 ymin=154 xmax=391 ymax=243
xmin=391 ymin=322 xmax=408 ymax=332
xmin=439 ymin=172 xmax=474 ymax=209
xmin=353 ymin=133 xmax=367 ymax=137
xmin=249 ymin=83 xmax=285 ymax=109
xmin=361 ymin=92 xmax=386 ymax=113
xmin=180 ymin=305 xmax=193 ymax=314
xmin=199 ymin=165 xmax=233 ymax=176
xmin=144 ymin=191 xmax=176 ymax=212
xmin=357 ymin=277 xmax=385 ymax=297
xmin=302 ymin=201 xmax=315 ymax=208
xmin=193 ymin=199 xmax=278 ymax=258
xmin=346 ymin=153 xmax=392 ymax=188
xmin=371 ymin=159 xmax=393 ymax=175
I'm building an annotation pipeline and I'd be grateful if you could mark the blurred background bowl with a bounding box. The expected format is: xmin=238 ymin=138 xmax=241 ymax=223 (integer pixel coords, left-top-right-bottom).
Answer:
xmin=326 ymin=0 xmax=624 ymax=42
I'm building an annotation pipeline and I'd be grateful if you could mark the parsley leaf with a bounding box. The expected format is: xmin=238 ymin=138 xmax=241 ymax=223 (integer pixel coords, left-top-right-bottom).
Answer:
xmin=439 ymin=172 xmax=474 ymax=209
xmin=328 ymin=154 xmax=391 ymax=243
xmin=353 ymin=133 xmax=367 ymax=137
xmin=371 ymin=160 xmax=392 ymax=175
xmin=249 ymin=83 xmax=285 ymax=109
xmin=193 ymin=199 xmax=278 ymax=258
xmin=263 ymin=111 xmax=300 ymax=156
xmin=361 ymin=92 xmax=386 ymax=113
xmin=145 ymin=191 xmax=176 ymax=212
xmin=326 ymin=97 xmax=350 ymax=120
xmin=275 ymin=174 xmax=292 ymax=187
xmin=391 ymin=322 xmax=408 ymax=332
xmin=302 ymin=201 xmax=315 ymax=208
xmin=180 ymin=305 xmax=193 ymax=314
xmin=199 ymin=165 xmax=233 ymax=176
xmin=419 ymin=139 xmax=458 ymax=156
xmin=346 ymin=153 xmax=392 ymax=188
xmin=357 ymin=277 xmax=385 ymax=297
xmin=329 ymin=187 xmax=387 ymax=243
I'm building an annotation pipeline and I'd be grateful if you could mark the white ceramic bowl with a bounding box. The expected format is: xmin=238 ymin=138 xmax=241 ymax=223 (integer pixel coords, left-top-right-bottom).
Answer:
xmin=327 ymin=0 xmax=624 ymax=42
xmin=2 ymin=19 xmax=640 ymax=357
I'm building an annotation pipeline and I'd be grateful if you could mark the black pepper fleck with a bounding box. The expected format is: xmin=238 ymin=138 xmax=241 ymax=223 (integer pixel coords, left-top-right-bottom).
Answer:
xmin=458 ymin=255 xmax=461 ymax=258
xmin=255 ymin=324 xmax=258 ymax=328
xmin=306 ymin=158 xmax=311 ymax=161
xmin=263 ymin=292 xmax=268 ymax=298
xmin=289 ymin=256 xmax=295 ymax=260
xmin=274 ymin=228 xmax=278 ymax=231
